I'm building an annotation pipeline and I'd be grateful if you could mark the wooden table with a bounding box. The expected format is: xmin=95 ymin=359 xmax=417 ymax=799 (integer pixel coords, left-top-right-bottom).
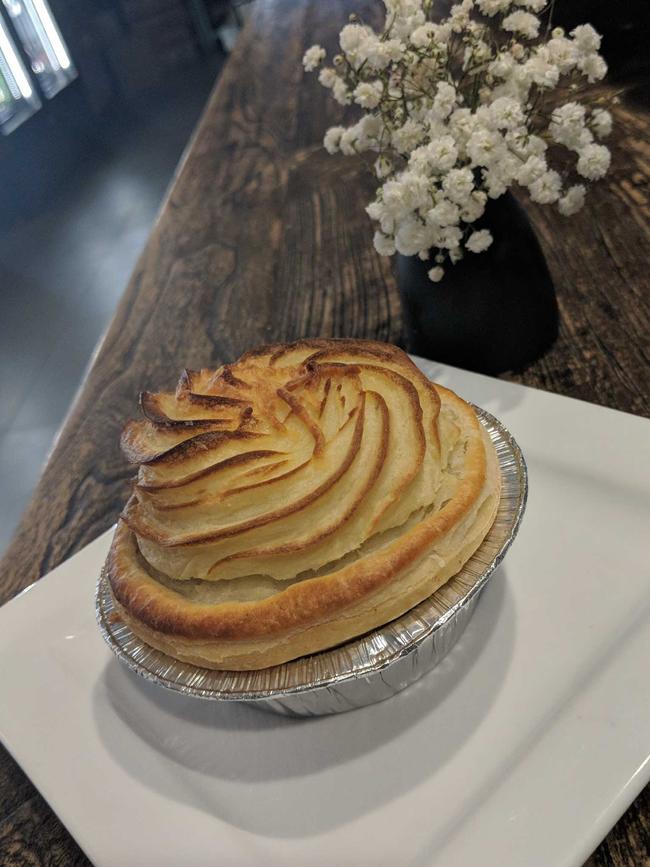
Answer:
xmin=1 ymin=1 xmax=648 ymax=863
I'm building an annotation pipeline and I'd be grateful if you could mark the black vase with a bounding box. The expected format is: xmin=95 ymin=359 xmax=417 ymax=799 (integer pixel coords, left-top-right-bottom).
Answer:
xmin=397 ymin=193 xmax=558 ymax=375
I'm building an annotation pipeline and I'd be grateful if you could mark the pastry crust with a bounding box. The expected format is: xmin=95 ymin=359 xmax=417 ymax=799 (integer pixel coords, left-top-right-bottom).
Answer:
xmin=105 ymin=339 xmax=501 ymax=669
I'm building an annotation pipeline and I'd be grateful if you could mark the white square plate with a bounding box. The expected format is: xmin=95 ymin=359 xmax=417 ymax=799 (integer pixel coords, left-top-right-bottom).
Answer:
xmin=1 ymin=358 xmax=649 ymax=867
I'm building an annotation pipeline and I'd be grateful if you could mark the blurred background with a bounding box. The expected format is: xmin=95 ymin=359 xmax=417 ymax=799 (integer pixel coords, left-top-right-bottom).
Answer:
xmin=0 ymin=0 xmax=647 ymax=558
xmin=0 ymin=0 xmax=249 ymax=555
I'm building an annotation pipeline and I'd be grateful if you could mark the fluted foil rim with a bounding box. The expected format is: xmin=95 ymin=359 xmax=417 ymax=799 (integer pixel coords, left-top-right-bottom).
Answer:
xmin=96 ymin=405 xmax=527 ymax=702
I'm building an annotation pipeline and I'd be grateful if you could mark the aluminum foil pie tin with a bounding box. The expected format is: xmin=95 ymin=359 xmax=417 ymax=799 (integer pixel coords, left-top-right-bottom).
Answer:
xmin=96 ymin=405 xmax=527 ymax=717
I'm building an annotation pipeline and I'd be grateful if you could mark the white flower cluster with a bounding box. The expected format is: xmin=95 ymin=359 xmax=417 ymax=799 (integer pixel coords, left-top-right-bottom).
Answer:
xmin=303 ymin=0 xmax=613 ymax=281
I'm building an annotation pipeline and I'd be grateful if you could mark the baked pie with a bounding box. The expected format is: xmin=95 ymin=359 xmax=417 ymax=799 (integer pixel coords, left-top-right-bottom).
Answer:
xmin=105 ymin=339 xmax=500 ymax=670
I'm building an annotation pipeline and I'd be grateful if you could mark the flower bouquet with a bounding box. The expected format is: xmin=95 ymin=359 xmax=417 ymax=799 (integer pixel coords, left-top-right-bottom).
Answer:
xmin=302 ymin=1 xmax=615 ymax=372
xmin=303 ymin=0 xmax=613 ymax=284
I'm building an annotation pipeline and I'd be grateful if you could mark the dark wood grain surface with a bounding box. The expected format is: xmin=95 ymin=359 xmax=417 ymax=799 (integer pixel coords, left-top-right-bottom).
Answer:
xmin=1 ymin=1 xmax=649 ymax=864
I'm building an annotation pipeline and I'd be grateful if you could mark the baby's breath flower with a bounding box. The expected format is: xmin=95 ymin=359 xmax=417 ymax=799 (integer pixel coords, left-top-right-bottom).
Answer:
xmin=516 ymin=154 xmax=547 ymax=185
xmin=570 ymin=24 xmax=602 ymax=54
xmin=577 ymin=143 xmax=611 ymax=180
xmin=365 ymin=37 xmax=404 ymax=69
xmin=323 ymin=126 xmax=345 ymax=154
xmin=483 ymin=165 xmax=510 ymax=198
xmin=428 ymin=265 xmax=445 ymax=282
xmin=470 ymin=40 xmax=491 ymax=64
xmin=523 ymin=48 xmax=560 ymax=88
xmin=353 ymin=81 xmax=383 ymax=108
xmin=366 ymin=200 xmax=384 ymax=221
xmin=373 ymin=230 xmax=396 ymax=256
xmin=433 ymin=81 xmax=457 ymax=119
xmin=302 ymin=45 xmax=325 ymax=71
xmin=427 ymin=199 xmax=460 ymax=227
xmin=339 ymin=23 xmax=368 ymax=54
xmin=591 ymin=108 xmax=613 ymax=139
xmin=318 ymin=67 xmax=337 ymax=88
xmin=408 ymin=144 xmax=432 ymax=174
xmin=441 ymin=225 xmax=464 ymax=248
xmin=489 ymin=51 xmax=516 ymax=79
xmin=449 ymin=3 xmax=471 ymax=33
xmin=428 ymin=136 xmax=459 ymax=171
xmin=546 ymin=37 xmax=579 ymax=74
xmin=466 ymin=228 xmax=493 ymax=252
xmin=332 ymin=78 xmax=351 ymax=105
xmin=395 ymin=217 xmax=430 ymax=255
xmin=549 ymin=102 xmax=591 ymax=150
xmin=392 ymin=118 xmax=426 ymax=153
xmin=502 ymin=10 xmax=539 ymax=40
xmin=409 ymin=22 xmax=436 ymax=48
xmin=577 ymin=53 xmax=607 ymax=83
xmin=382 ymin=173 xmax=429 ymax=219
xmin=399 ymin=170 xmax=432 ymax=208
xmin=558 ymin=184 xmax=586 ymax=216
xmin=433 ymin=22 xmax=452 ymax=44
xmin=355 ymin=114 xmax=382 ymax=148
xmin=529 ymin=169 xmax=562 ymax=203
xmin=461 ymin=190 xmax=487 ymax=222
xmin=467 ymin=129 xmax=505 ymax=166
xmin=476 ymin=0 xmax=511 ymax=16
xmin=448 ymin=107 xmax=476 ymax=141
xmin=339 ymin=128 xmax=358 ymax=155
xmin=443 ymin=167 xmax=475 ymax=204
xmin=390 ymin=8 xmax=426 ymax=41
xmin=489 ymin=96 xmax=524 ymax=129
xmin=522 ymin=134 xmax=547 ymax=156
xmin=384 ymin=38 xmax=406 ymax=62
